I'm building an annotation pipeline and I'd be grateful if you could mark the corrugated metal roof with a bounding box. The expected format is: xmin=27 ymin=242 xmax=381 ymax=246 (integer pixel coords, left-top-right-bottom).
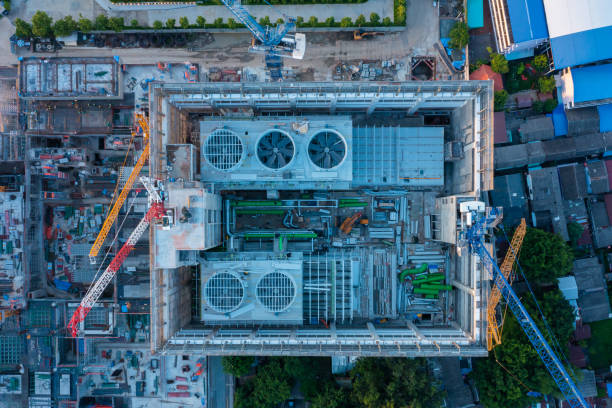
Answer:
xmin=543 ymin=0 xmax=612 ymax=39
xmin=571 ymin=63 xmax=612 ymax=104
xmin=493 ymin=112 xmax=507 ymax=144
xmin=551 ymin=104 xmax=568 ymax=137
xmin=598 ymin=103 xmax=612 ymax=133
xmin=506 ymin=0 xmax=549 ymax=43
xmin=550 ymin=26 xmax=612 ymax=69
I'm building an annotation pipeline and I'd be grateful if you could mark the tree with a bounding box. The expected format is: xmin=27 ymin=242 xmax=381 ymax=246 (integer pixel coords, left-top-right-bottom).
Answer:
xmin=179 ymin=16 xmax=189 ymax=28
xmin=196 ymin=16 xmax=206 ymax=28
xmin=311 ymin=384 xmax=350 ymax=408
xmin=152 ymin=20 xmax=163 ymax=30
xmin=355 ymin=14 xmax=366 ymax=26
xmin=296 ymin=16 xmax=304 ymax=26
xmin=340 ymin=17 xmax=352 ymax=27
xmin=258 ymin=16 xmax=270 ymax=26
xmin=15 ymin=18 xmax=33 ymax=39
xmin=567 ymin=221 xmax=583 ymax=248
xmin=449 ymin=21 xmax=469 ymax=49
xmin=308 ymin=16 xmax=318 ymax=27
xmin=369 ymin=12 xmax=380 ymax=24
xmin=275 ymin=18 xmax=284 ymax=25
xmin=214 ymin=17 xmax=223 ymax=27
xmin=519 ymin=227 xmax=573 ymax=284
xmin=382 ymin=16 xmax=392 ymax=26
xmin=32 ymin=11 xmax=53 ymax=38
xmin=471 ymin=288 xmax=576 ymax=408
xmin=490 ymin=53 xmax=509 ymax=74
xmin=325 ymin=17 xmax=335 ymax=26
xmin=226 ymin=18 xmax=237 ymax=28
xmin=78 ymin=17 xmax=93 ymax=33
xmin=532 ymin=100 xmax=545 ymax=114
xmin=165 ymin=18 xmax=175 ymax=28
xmin=222 ymin=356 xmax=254 ymax=377
xmin=52 ymin=15 xmax=78 ymax=37
xmin=109 ymin=17 xmax=124 ymax=32
xmin=543 ymin=98 xmax=557 ymax=113
xmin=538 ymin=76 xmax=556 ymax=94
xmin=351 ymin=358 xmax=444 ymax=408
xmin=130 ymin=19 xmax=139 ymax=28
xmin=494 ymin=90 xmax=508 ymax=112
xmin=94 ymin=15 xmax=110 ymax=31
xmin=251 ymin=358 xmax=291 ymax=408
xmin=533 ymin=54 xmax=548 ymax=72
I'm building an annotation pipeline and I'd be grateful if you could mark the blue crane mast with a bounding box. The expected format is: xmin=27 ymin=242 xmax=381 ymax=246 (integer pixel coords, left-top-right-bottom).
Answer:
xmin=219 ymin=0 xmax=305 ymax=79
xmin=466 ymin=207 xmax=590 ymax=408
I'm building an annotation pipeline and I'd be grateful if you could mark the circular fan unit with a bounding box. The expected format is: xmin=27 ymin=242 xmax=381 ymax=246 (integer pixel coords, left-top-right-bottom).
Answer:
xmin=257 ymin=130 xmax=295 ymax=170
xmin=308 ymin=130 xmax=347 ymax=169
xmin=204 ymin=272 xmax=245 ymax=313
xmin=256 ymin=272 xmax=296 ymax=313
xmin=204 ymin=129 xmax=244 ymax=171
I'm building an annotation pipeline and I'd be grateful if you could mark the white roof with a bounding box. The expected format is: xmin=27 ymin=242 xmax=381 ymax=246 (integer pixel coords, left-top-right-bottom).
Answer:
xmin=543 ymin=0 xmax=612 ymax=38
xmin=558 ymin=276 xmax=579 ymax=300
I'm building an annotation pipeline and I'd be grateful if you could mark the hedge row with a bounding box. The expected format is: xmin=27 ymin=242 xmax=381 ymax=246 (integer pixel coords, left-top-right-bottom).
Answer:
xmin=15 ymin=8 xmax=405 ymax=39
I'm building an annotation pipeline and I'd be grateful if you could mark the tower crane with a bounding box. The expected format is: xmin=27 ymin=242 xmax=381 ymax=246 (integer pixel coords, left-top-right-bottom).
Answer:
xmin=89 ymin=114 xmax=150 ymax=264
xmin=219 ymin=0 xmax=305 ymax=79
xmin=68 ymin=177 xmax=165 ymax=337
xmin=466 ymin=208 xmax=590 ymax=408
xmin=486 ymin=218 xmax=526 ymax=350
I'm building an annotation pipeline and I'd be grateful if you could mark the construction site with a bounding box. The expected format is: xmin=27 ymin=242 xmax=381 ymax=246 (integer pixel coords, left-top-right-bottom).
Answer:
xmin=1 ymin=0 xmax=604 ymax=406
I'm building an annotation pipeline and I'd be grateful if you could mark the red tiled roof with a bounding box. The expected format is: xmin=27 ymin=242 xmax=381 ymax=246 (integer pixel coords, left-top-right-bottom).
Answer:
xmin=494 ymin=112 xmax=508 ymax=144
xmin=470 ymin=65 xmax=504 ymax=92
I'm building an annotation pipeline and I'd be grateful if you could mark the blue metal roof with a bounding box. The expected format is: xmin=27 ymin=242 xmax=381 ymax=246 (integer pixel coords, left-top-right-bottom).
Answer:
xmin=572 ymin=63 xmax=612 ymax=104
xmin=598 ymin=104 xmax=612 ymax=133
xmin=506 ymin=0 xmax=548 ymax=43
xmin=551 ymin=104 xmax=568 ymax=137
xmin=551 ymin=25 xmax=612 ymax=69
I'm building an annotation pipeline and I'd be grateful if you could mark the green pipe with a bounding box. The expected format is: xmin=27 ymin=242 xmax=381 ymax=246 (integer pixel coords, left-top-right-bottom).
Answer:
xmin=233 ymin=201 xmax=283 ymax=207
xmin=398 ymin=263 xmax=428 ymax=281
xmin=339 ymin=198 xmax=365 ymax=203
xmin=414 ymin=288 xmax=440 ymax=295
xmin=282 ymin=233 xmax=317 ymax=239
xmin=425 ymin=295 xmax=438 ymax=299
xmin=244 ymin=233 xmax=275 ymax=239
xmin=420 ymin=284 xmax=453 ymax=291
xmin=338 ymin=202 xmax=368 ymax=208
xmin=235 ymin=209 xmax=286 ymax=215
xmin=411 ymin=273 xmax=445 ymax=285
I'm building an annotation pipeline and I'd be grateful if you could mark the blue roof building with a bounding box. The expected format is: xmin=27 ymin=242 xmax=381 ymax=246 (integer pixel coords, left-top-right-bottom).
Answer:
xmin=559 ymin=63 xmax=612 ymax=109
xmin=543 ymin=0 xmax=612 ymax=69
xmin=488 ymin=0 xmax=549 ymax=56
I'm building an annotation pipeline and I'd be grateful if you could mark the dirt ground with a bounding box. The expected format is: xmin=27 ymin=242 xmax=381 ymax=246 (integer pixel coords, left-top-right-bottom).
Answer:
xmin=8 ymin=0 xmax=458 ymax=81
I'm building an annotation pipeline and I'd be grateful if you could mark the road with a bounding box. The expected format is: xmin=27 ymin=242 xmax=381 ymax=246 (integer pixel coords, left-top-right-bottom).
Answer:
xmin=208 ymin=356 xmax=233 ymax=408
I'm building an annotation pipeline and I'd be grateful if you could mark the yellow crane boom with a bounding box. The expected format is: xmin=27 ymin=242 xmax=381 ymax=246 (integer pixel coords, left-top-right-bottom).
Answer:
xmin=88 ymin=114 xmax=150 ymax=263
xmin=486 ymin=218 xmax=527 ymax=350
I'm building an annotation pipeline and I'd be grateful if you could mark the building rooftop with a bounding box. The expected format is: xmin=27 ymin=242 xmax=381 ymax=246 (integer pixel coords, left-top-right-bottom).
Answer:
xmin=147 ymin=80 xmax=495 ymax=357
xmin=18 ymin=57 xmax=122 ymax=100
xmin=543 ymin=0 xmax=612 ymax=68
xmin=490 ymin=173 xmax=528 ymax=227
xmin=558 ymin=163 xmax=587 ymax=200
xmin=560 ymin=64 xmax=612 ymax=109
xmin=507 ymin=0 xmax=549 ymax=43
xmin=519 ymin=115 xmax=555 ymax=142
xmin=528 ymin=167 xmax=568 ymax=239
xmin=586 ymin=160 xmax=609 ymax=194
xmin=573 ymin=258 xmax=611 ymax=322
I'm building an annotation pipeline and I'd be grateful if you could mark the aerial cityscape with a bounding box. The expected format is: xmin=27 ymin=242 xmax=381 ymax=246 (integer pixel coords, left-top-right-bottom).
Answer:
xmin=0 ymin=0 xmax=610 ymax=407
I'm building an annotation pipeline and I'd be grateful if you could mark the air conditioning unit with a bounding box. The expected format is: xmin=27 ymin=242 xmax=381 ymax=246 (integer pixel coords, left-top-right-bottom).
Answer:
xmin=199 ymin=116 xmax=353 ymax=190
